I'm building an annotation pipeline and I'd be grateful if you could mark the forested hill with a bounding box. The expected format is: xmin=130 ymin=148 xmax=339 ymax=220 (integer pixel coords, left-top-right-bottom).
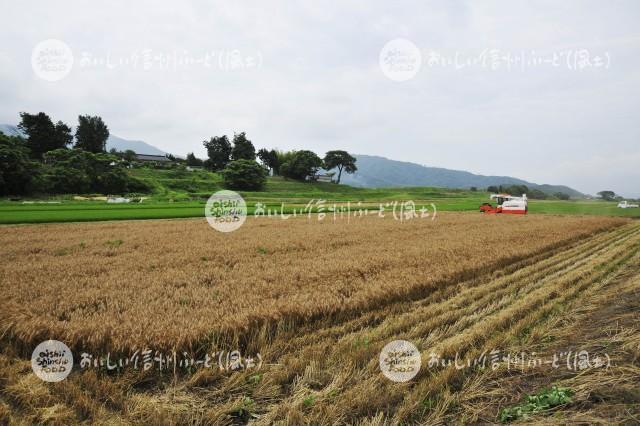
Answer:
xmin=340 ymin=155 xmax=584 ymax=197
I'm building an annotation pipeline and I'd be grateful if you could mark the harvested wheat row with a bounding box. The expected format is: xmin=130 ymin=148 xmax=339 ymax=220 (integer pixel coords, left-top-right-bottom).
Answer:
xmin=245 ymin=223 xmax=640 ymax=424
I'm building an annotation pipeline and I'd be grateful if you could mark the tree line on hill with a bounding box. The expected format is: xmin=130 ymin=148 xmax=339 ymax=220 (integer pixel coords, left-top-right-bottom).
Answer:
xmin=484 ymin=184 xmax=570 ymax=200
xmin=0 ymin=112 xmax=148 ymax=196
xmin=596 ymin=190 xmax=629 ymax=202
xmin=483 ymin=186 xmax=635 ymax=202
xmin=184 ymin=132 xmax=358 ymax=190
xmin=0 ymin=111 xmax=359 ymax=195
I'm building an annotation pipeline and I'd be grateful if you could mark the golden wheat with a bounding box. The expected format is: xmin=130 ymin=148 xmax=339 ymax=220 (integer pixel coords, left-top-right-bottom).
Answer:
xmin=0 ymin=217 xmax=638 ymax=424
xmin=0 ymin=213 xmax=627 ymax=352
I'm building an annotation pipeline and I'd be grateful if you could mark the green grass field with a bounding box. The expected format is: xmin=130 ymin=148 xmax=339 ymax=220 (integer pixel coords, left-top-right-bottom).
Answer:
xmin=0 ymin=169 xmax=638 ymax=224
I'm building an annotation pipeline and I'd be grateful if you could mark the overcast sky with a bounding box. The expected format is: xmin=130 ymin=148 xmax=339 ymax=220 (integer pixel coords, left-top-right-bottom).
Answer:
xmin=2 ymin=1 xmax=639 ymax=196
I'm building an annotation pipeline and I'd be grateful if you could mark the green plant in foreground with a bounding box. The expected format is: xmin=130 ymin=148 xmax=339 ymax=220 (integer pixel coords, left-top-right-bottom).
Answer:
xmin=104 ymin=239 xmax=123 ymax=247
xmin=303 ymin=395 xmax=316 ymax=408
xmin=231 ymin=396 xmax=257 ymax=420
xmin=421 ymin=397 xmax=436 ymax=414
xmin=247 ymin=373 xmax=262 ymax=384
xmin=351 ymin=335 xmax=370 ymax=349
xmin=500 ymin=386 xmax=573 ymax=422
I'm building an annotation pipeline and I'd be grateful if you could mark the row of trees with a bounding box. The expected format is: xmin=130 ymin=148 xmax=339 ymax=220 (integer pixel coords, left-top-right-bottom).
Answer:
xmin=485 ymin=186 xmax=629 ymax=201
xmin=18 ymin=112 xmax=110 ymax=158
xmin=485 ymin=185 xmax=570 ymax=200
xmin=2 ymin=116 xmax=358 ymax=194
xmin=186 ymin=132 xmax=358 ymax=190
xmin=596 ymin=190 xmax=619 ymax=201
xmin=596 ymin=191 xmax=638 ymax=202
xmin=202 ymin=132 xmax=256 ymax=170
xmin=0 ymin=112 xmax=146 ymax=196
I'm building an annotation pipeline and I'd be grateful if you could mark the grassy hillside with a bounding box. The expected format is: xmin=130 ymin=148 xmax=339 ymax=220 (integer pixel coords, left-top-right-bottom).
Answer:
xmin=0 ymin=168 xmax=637 ymax=224
xmin=129 ymin=168 xmax=480 ymax=202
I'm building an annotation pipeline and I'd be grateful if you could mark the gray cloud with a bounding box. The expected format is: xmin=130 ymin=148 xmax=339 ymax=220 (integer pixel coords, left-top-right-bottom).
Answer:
xmin=2 ymin=0 xmax=639 ymax=196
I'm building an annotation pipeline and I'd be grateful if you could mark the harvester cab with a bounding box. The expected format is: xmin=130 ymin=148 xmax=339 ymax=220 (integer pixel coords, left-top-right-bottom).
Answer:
xmin=480 ymin=193 xmax=528 ymax=214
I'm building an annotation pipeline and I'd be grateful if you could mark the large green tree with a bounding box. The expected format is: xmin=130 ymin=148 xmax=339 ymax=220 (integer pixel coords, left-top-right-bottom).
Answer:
xmin=221 ymin=159 xmax=267 ymax=190
xmin=323 ymin=150 xmax=357 ymax=184
xmin=122 ymin=149 xmax=137 ymax=163
xmin=0 ymin=133 xmax=38 ymax=195
xmin=231 ymin=132 xmax=256 ymax=161
xmin=280 ymin=150 xmax=323 ymax=180
xmin=257 ymin=148 xmax=279 ymax=175
xmin=203 ymin=135 xmax=232 ymax=171
xmin=528 ymin=189 xmax=547 ymax=199
xmin=597 ymin=190 xmax=616 ymax=201
xmin=186 ymin=152 xmax=204 ymax=166
xmin=74 ymin=115 xmax=110 ymax=153
xmin=40 ymin=149 xmax=148 ymax=194
xmin=18 ymin=112 xmax=73 ymax=159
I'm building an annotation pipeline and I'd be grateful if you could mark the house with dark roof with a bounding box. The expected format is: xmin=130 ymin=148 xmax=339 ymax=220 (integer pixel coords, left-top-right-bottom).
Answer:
xmin=134 ymin=154 xmax=172 ymax=162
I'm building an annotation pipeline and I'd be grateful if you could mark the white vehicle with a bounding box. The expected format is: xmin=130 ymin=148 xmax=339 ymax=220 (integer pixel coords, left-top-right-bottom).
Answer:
xmin=617 ymin=200 xmax=639 ymax=208
xmin=107 ymin=197 xmax=131 ymax=204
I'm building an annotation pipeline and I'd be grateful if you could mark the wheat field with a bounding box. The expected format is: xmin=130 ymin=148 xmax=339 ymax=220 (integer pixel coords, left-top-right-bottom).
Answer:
xmin=1 ymin=213 xmax=639 ymax=424
xmin=0 ymin=213 xmax=625 ymax=351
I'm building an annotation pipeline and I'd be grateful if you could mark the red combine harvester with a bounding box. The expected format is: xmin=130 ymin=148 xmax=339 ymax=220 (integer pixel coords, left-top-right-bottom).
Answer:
xmin=480 ymin=193 xmax=528 ymax=214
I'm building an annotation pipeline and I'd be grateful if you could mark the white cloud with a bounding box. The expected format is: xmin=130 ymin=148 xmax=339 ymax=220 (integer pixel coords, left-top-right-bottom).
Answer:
xmin=1 ymin=0 xmax=639 ymax=196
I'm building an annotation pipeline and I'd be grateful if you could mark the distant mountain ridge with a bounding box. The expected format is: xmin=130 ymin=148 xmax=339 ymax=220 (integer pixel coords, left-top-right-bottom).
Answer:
xmin=0 ymin=124 xmax=165 ymax=155
xmin=340 ymin=155 xmax=584 ymax=197
xmin=0 ymin=124 xmax=22 ymax=137
xmin=105 ymin=134 xmax=165 ymax=155
xmin=1 ymin=124 xmax=582 ymax=196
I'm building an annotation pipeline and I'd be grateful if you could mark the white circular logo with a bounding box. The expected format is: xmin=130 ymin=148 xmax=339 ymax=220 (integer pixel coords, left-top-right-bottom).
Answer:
xmin=205 ymin=190 xmax=247 ymax=232
xmin=31 ymin=340 xmax=73 ymax=382
xmin=31 ymin=39 xmax=74 ymax=82
xmin=379 ymin=38 xmax=422 ymax=82
xmin=379 ymin=339 xmax=421 ymax=382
